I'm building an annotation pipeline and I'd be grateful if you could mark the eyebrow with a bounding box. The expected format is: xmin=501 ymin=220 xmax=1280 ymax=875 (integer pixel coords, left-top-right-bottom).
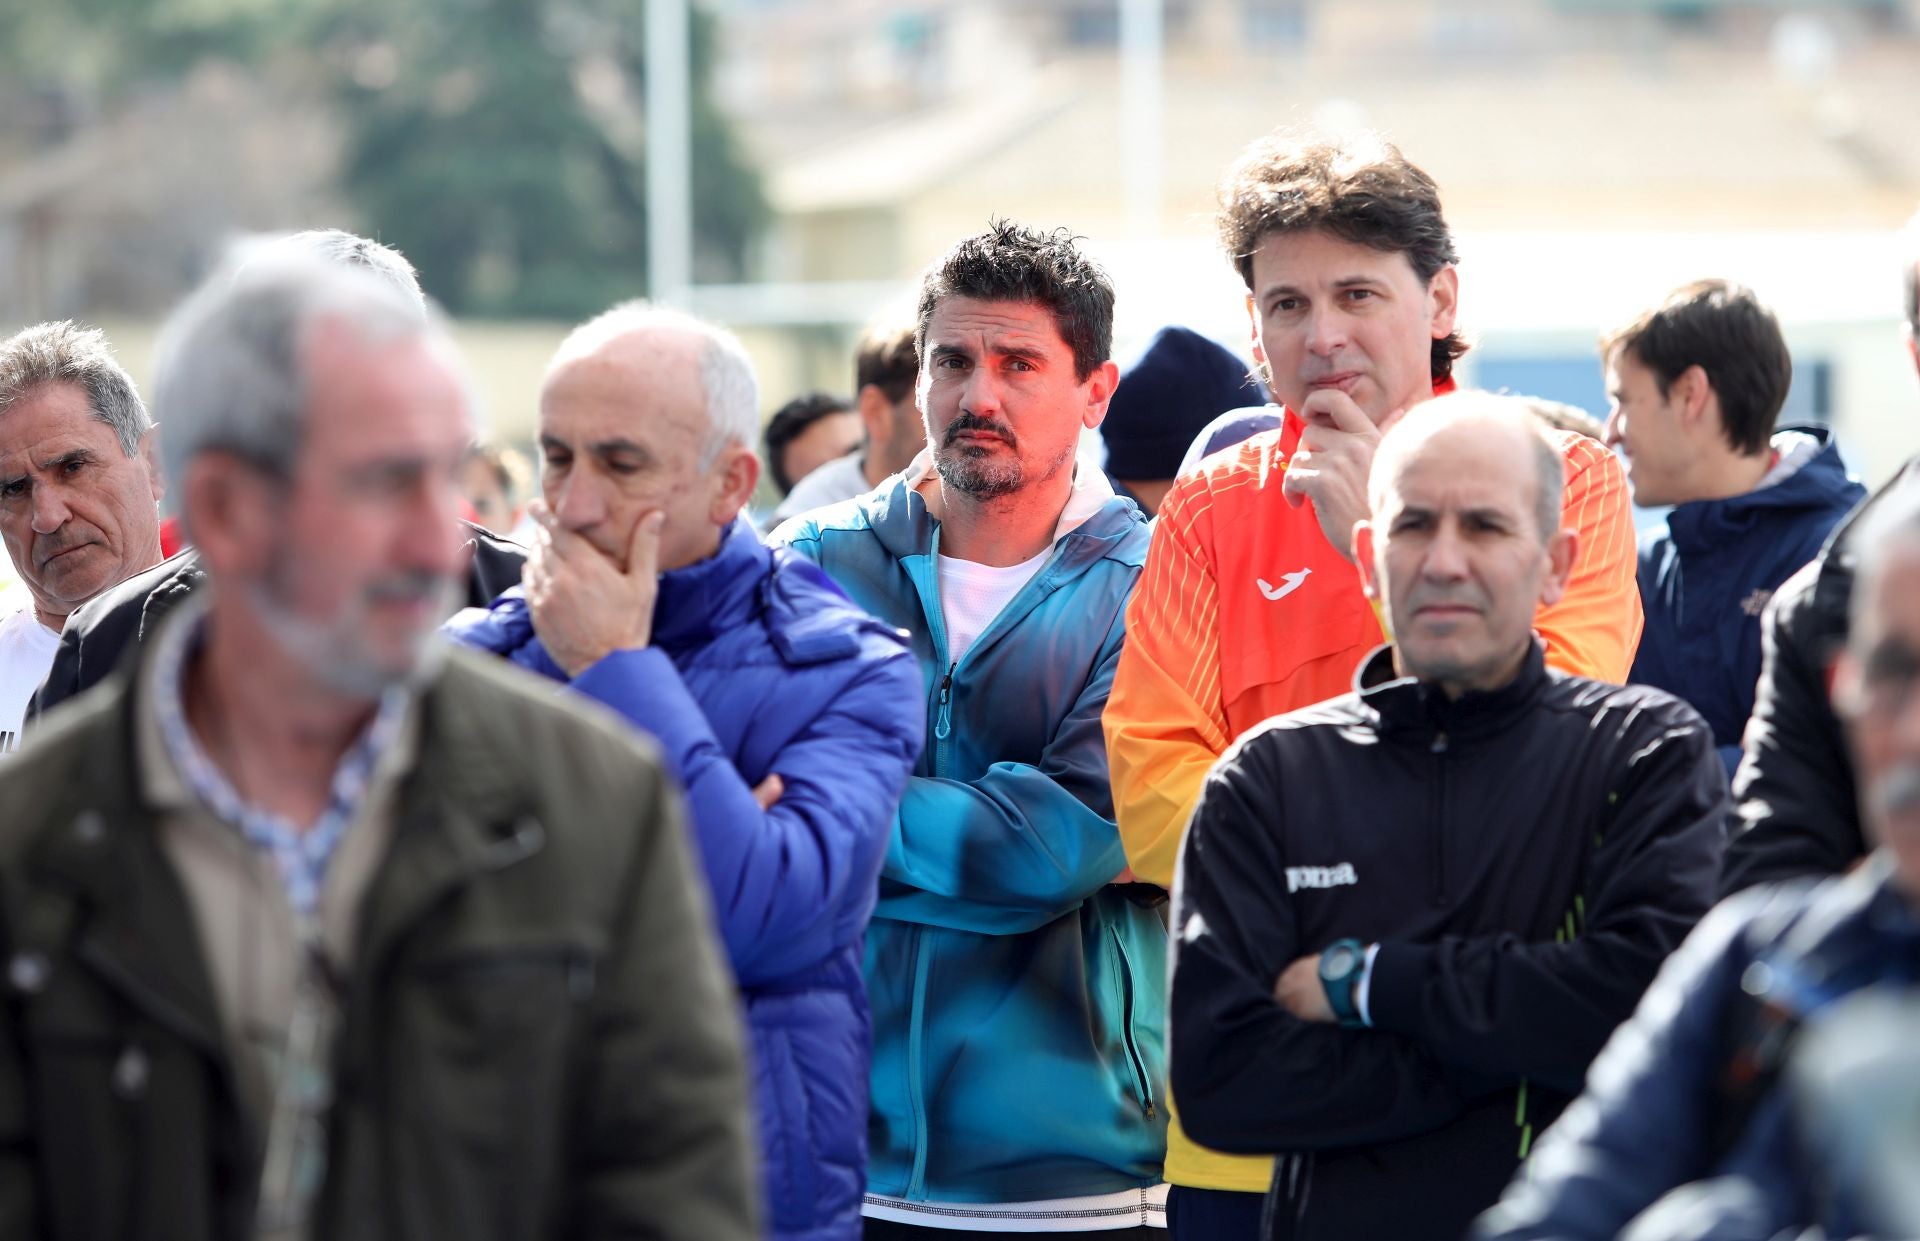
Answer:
xmin=1261 ymin=275 xmax=1386 ymax=300
xmin=541 ymin=433 xmax=654 ymax=462
xmin=39 ymin=447 xmax=98 ymax=471
xmin=928 ymin=342 xmax=1049 ymax=365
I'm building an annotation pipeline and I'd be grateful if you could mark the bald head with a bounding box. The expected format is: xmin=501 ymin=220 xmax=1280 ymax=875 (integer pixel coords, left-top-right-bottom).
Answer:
xmin=1371 ymin=393 xmax=1565 ymax=546
xmin=1358 ymin=391 xmax=1576 ymax=698
xmin=537 ymin=302 xmax=762 ymax=573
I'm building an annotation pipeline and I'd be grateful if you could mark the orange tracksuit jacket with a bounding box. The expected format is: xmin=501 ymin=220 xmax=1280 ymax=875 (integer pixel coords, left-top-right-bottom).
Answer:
xmin=1103 ymin=408 xmax=1642 ymax=1194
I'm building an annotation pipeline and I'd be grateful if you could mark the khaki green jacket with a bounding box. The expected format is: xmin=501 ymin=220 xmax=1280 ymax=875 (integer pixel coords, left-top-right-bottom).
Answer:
xmin=0 ymin=645 xmax=756 ymax=1241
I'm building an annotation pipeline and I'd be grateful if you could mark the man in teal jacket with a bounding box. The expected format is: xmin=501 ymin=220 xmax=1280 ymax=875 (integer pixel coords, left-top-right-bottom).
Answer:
xmin=774 ymin=220 xmax=1166 ymax=1238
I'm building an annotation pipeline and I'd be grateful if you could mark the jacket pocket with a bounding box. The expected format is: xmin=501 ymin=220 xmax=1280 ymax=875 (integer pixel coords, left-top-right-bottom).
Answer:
xmin=390 ymin=944 xmax=598 ymax=1204
xmin=1106 ymin=928 xmax=1157 ymax=1119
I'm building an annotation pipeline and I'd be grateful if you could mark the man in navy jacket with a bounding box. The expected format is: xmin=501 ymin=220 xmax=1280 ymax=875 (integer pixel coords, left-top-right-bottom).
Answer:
xmin=1603 ymin=279 xmax=1865 ymax=775
xmin=447 ymin=302 xmax=924 ymax=1241
xmin=1169 ymin=394 xmax=1726 ymax=1241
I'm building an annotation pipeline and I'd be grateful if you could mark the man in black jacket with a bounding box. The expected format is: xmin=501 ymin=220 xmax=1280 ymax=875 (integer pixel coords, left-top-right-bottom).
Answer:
xmin=1720 ymin=212 xmax=1920 ymax=895
xmin=1168 ymin=393 xmax=1727 ymax=1241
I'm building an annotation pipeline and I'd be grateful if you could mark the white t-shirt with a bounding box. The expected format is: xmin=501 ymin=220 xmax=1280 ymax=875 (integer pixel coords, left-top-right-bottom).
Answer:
xmin=937 ymin=547 xmax=1052 ymax=665
xmin=0 ymin=602 xmax=60 ymax=757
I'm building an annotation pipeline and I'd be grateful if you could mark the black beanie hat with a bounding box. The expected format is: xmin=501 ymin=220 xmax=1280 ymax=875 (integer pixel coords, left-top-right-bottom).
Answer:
xmin=1102 ymin=326 xmax=1261 ymax=482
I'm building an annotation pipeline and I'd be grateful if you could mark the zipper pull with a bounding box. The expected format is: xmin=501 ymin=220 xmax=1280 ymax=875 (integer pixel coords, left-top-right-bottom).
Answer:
xmin=1430 ymin=730 xmax=1449 ymax=754
xmin=935 ymin=665 xmax=955 ymax=740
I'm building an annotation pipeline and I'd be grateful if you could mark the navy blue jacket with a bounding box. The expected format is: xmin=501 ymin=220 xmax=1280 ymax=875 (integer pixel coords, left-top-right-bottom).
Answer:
xmin=1475 ymin=858 xmax=1920 ymax=1241
xmin=1631 ymin=428 xmax=1864 ymax=776
xmin=446 ymin=518 xmax=924 ymax=1241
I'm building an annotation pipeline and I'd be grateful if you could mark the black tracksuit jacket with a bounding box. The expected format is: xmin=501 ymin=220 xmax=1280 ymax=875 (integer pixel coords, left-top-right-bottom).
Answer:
xmin=1169 ymin=642 xmax=1728 ymax=1241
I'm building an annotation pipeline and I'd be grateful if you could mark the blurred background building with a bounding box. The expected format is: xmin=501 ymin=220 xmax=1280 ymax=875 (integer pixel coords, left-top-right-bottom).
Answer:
xmin=2 ymin=0 xmax=1917 ymax=568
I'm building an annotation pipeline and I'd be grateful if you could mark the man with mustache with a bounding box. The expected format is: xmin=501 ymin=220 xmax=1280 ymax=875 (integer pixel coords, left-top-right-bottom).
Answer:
xmin=773 ymin=220 xmax=1168 ymax=1236
xmin=1477 ymin=482 xmax=1920 ymax=1241
xmin=0 ymin=248 xmax=758 ymax=1239
xmin=0 ymin=322 xmax=165 ymax=756
xmin=1170 ymin=393 xmax=1725 ymax=1241
xmin=1101 ymin=128 xmax=1644 ymax=1240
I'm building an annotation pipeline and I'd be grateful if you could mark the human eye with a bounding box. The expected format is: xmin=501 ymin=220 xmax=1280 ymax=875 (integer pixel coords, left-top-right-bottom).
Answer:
xmin=1269 ymin=296 xmax=1302 ymax=315
xmin=934 ymin=354 xmax=969 ymax=370
xmin=0 ymin=477 xmax=25 ymax=500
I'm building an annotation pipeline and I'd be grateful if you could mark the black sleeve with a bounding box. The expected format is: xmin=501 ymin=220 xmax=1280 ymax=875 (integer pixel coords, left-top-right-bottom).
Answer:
xmin=1720 ymin=559 xmax=1865 ymax=896
xmin=1169 ymin=743 xmax=1498 ymax=1154
xmin=1366 ymin=697 xmax=1728 ymax=1095
xmin=462 ymin=523 xmax=526 ymax=608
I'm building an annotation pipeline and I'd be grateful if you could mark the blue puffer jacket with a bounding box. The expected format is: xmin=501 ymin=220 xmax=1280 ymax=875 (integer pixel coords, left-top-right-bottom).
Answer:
xmin=772 ymin=472 xmax=1168 ymax=1206
xmin=1475 ymin=856 xmax=1920 ymax=1241
xmin=445 ymin=518 xmax=924 ymax=1241
xmin=1632 ymin=427 xmax=1864 ymax=777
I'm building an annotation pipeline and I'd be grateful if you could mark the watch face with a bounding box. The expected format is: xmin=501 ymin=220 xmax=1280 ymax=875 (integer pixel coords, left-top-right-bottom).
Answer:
xmin=1321 ymin=943 xmax=1360 ymax=979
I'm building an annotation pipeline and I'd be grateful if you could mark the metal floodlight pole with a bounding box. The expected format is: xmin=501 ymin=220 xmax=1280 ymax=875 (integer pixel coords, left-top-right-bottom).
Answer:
xmin=646 ymin=0 xmax=693 ymax=306
xmin=1119 ymin=0 xmax=1164 ymax=240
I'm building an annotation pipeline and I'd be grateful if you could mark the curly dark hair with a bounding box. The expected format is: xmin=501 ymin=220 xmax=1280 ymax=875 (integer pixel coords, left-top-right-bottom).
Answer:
xmin=1217 ymin=131 xmax=1466 ymax=385
xmin=915 ymin=219 xmax=1114 ymax=382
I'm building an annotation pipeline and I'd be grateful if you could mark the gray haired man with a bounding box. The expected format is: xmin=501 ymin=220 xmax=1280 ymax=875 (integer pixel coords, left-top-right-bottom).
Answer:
xmin=0 ymin=321 xmax=164 ymax=753
xmin=0 ymin=249 xmax=757 ymax=1240
xmin=28 ymin=228 xmax=525 ymax=721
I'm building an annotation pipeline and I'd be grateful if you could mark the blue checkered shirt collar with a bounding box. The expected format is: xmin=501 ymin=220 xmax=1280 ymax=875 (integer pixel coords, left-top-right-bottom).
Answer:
xmin=151 ymin=609 xmax=410 ymax=926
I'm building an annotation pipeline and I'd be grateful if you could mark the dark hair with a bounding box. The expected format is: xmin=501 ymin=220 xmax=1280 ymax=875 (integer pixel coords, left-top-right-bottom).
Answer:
xmin=1602 ymin=279 xmax=1791 ymax=456
xmin=915 ymin=219 xmax=1114 ymax=382
xmin=763 ymin=392 xmax=854 ymax=493
xmin=856 ymin=320 xmax=919 ymax=405
xmin=1217 ymin=131 xmax=1466 ymax=385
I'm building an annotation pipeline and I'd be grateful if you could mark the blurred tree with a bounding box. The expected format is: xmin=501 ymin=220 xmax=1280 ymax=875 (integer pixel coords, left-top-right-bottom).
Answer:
xmin=0 ymin=0 xmax=767 ymax=318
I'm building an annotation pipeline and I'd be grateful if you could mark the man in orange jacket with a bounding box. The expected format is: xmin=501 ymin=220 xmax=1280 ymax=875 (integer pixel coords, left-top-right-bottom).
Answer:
xmin=1102 ymin=129 xmax=1642 ymax=1240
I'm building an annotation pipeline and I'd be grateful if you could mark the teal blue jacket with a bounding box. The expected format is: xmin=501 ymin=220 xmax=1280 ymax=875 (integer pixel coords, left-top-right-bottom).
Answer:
xmin=773 ymin=472 xmax=1168 ymax=1203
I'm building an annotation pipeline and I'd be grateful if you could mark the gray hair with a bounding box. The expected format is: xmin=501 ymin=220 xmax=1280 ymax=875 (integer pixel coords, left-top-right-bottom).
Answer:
xmin=551 ymin=300 xmax=760 ymax=468
xmin=264 ymin=229 xmax=427 ymax=316
xmin=149 ymin=245 xmax=441 ymax=494
xmin=1371 ymin=391 xmax=1565 ymax=544
xmin=0 ymin=321 xmax=151 ymax=457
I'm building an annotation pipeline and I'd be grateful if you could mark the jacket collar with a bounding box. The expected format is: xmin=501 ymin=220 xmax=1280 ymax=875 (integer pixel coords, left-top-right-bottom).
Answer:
xmin=651 ymin=517 xmax=771 ymax=651
xmin=862 ymin=451 xmax=1141 ymax=567
xmin=1355 ymin=638 xmax=1551 ymax=741
xmin=1664 ymin=427 xmax=1859 ymax=553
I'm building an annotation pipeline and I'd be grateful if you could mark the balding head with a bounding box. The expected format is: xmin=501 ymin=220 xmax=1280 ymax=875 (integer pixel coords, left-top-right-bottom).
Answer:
xmin=537 ymin=302 xmax=761 ymax=573
xmin=1356 ymin=392 xmax=1577 ymax=697
xmin=1371 ymin=393 xmax=1566 ymax=546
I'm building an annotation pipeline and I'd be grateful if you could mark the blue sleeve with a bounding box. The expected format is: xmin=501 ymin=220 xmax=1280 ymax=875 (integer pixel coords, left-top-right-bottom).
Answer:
xmin=1471 ymin=897 xmax=1760 ymax=1241
xmin=571 ymin=643 xmax=923 ymax=988
xmin=874 ymin=616 xmax=1132 ymax=936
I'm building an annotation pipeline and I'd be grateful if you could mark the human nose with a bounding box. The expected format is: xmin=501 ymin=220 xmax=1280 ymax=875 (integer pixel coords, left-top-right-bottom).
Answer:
xmin=958 ymin=365 xmax=1003 ymax=417
xmin=1421 ymin=522 xmax=1470 ymax=582
xmin=29 ymin=481 xmax=72 ymax=535
xmin=1304 ymin=302 xmax=1349 ymax=357
xmin=548 ymin=467 xmax=607 ymax=531
xmin=1603 ymin=408 xmax=1625 ymax=450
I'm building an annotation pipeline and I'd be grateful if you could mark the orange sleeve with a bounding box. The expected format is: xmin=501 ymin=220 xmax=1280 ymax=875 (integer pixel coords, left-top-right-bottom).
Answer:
xmin=1536 ymin=433 xmax=1642 ymax=683
xmin=1103 ymin=478 xmax=1232 ymax=888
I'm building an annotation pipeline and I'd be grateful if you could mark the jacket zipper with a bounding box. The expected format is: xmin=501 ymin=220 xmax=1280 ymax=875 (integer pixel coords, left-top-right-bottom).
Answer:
xmin=1108 ymin=929 xmax=1156 ymax=1118
xmin=935 ymin=665 xmax=955 ymax=742
xmin=1430 ymin=730 xmax=1450 ymax=907
xmin=905 ymin=929 xmax=933 ymax=1199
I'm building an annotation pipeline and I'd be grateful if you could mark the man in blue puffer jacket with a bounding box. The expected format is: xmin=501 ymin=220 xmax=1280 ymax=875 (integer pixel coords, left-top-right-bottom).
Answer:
xmin=447 ymin=303 xmax=924 ymax=1241
xmin=774 ymin=221 xmax=1167 ymax=1238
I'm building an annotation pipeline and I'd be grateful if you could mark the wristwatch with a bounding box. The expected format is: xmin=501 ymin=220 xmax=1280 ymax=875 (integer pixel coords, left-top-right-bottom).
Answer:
xmin=1318 ymin=938 xmax=1368 ymax=1028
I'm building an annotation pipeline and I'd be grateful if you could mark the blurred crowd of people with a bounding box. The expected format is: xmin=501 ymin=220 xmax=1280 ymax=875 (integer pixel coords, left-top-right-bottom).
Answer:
xmin=1 ymin=126 xmax=1918 ymax=1241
